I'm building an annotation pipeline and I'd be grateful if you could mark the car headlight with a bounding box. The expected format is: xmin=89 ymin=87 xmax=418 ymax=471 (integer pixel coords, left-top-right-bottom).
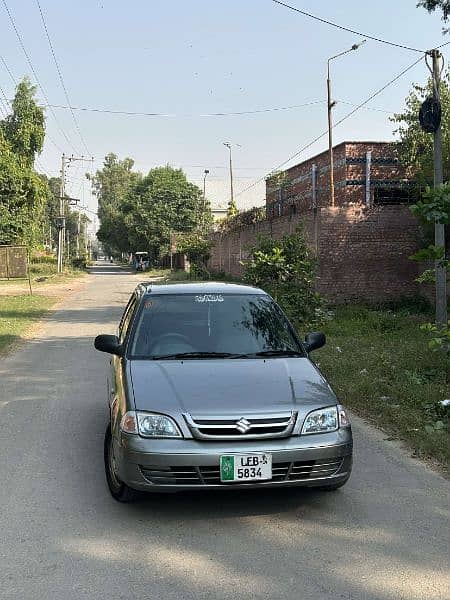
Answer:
xmin=120 ymin=411 xmax=183 ymax=438
xmin=137 ymin=412 xmax=182 ymax=438
xmin=301 ymin=406 xmax=338 ymax=434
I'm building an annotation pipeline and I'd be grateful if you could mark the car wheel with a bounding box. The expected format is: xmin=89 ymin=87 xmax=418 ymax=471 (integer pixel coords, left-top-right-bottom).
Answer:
xmin=104 ymin=425 xmax=137 ymax=502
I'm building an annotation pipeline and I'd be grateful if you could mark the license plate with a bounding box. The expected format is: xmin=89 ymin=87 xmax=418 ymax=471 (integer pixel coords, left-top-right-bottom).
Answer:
xmin=220 ymin=453 xmax=272 ymax=482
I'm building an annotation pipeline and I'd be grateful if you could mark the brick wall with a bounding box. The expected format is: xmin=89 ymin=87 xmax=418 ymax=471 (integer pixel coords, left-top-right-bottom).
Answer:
xmin=266 ymin=141 xmax=409 ymax=218
xmin=208 ymin=205 xmax=424 ymax=304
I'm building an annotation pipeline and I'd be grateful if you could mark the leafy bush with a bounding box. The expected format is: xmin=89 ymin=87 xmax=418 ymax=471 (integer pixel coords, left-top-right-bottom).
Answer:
xmin=217 ymin=206 xmax=266 ymax=233
xmin=71 ymin=256 xmax=88 ymax=270
xmin=410 ymin=183 xmax=450 ymax=355
xmin=176 ymin=232 xmax=211 ymax=277
xmin=242 ymin=225 xmax=323 ymax=329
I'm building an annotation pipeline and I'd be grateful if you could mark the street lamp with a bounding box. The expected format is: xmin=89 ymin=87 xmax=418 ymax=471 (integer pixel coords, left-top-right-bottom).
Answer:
xmin=327 ymin=40 xmax=366 ymax=207
xmin=223 ymin=142 xmax=241 ymax=211
xmin=202 ymin=169 xmax=209 ymax=230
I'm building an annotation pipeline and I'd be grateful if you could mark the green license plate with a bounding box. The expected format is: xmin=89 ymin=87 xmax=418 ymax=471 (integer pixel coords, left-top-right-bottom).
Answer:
xmin=220 ymin=453 xmax=272 ymax=482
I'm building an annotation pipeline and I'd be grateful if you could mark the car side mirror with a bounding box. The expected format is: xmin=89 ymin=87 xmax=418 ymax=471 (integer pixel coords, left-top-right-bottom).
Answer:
xmin=94 ymin=334 xmax=123 ymax=356
xmin=304 ymin=332 xmax=326 ymax=353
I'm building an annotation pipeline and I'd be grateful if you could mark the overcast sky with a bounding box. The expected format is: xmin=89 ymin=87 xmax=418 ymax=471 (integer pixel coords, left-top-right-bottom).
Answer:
xmin=0 ymin=0 xmax=447 ymax=218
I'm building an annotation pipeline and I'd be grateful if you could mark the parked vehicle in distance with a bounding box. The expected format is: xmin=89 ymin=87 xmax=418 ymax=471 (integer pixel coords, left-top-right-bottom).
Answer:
xmin=134 ymin=251 xmax=150 ymax=271
xmin=94 ymin=282 xmax=352 ymax=502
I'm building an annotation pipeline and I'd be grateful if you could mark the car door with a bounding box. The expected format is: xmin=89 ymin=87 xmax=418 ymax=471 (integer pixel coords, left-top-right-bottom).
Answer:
xmin=109 ymin=295 xmax=139 ymax=431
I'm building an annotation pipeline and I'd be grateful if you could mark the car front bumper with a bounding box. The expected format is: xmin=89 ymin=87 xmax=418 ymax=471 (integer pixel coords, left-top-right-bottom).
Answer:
xmin=114 ymin=428 xmax=353 ymax=492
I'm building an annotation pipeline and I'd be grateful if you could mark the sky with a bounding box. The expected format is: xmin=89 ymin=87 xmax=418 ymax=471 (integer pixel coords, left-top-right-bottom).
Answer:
xmin=0 ymin=0 xmax=447 ymax=225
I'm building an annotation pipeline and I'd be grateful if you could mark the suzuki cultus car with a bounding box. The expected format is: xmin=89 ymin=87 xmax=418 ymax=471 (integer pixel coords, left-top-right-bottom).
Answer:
xmin=94 ymin=282 xmax=352 ymax=502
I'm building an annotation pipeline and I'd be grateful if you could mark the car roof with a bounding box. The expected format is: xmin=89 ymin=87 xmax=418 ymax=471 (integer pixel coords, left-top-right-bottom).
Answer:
xmin=136 ymin=281 xmax=267 ymax=297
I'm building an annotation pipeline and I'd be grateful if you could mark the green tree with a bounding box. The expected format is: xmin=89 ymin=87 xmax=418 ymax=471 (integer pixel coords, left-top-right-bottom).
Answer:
xmin=125 ymin=165 xmax=209 ymax=259
xmin=1 ymin=78 xmax=45 ymax=167
xmin=391 ymin=71 xmax=450 ymax=185
xmin=227 ymin=198 xmax=238 ymax=218
xmin=0 ymin=130 xmax=47 ymax=247
xmin=418 ymin=0 xmax=450 ymax=20
xmin=0 ymin=78 xmax=47 ymax=248
xmin=88 ymin=153 xmax=142 ymax=253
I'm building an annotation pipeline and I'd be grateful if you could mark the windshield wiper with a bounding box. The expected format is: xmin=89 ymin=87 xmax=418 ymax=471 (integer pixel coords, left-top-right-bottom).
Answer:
xmin=151 ymin=351 xmax=242 ymax=360
xmin=243 ymin=349 xmax=304 ymax=358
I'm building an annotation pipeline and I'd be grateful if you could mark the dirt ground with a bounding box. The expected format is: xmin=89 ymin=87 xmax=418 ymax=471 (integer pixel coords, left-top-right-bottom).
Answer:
xmin=0 ymin=274 xmax=88 ymax=297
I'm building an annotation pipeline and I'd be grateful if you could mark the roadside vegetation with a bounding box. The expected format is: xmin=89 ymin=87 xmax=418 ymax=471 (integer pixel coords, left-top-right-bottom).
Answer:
xmin=0 ymin=295 xmax=55 ymax=355
xmin=318 ymin=303 xmax=449 ymax=474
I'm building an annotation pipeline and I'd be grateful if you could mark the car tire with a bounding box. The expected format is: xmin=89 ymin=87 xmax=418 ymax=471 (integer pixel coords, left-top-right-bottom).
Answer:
xmin=104 ymin=425 xmax=137 ymax=502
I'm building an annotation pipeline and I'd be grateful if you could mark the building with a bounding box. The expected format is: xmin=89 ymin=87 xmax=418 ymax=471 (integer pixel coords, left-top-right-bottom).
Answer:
xmin=208 ymin=140 xmax=425 ymax=304
xmin=266 ymin=141 xmax=415 ymax=219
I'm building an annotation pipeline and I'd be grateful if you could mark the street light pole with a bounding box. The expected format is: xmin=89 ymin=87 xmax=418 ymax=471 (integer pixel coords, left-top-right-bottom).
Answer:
xmin=223 ymin=142 xmax=235 ymax=210
xmin=327 ymin=41 xmax=366 ymax=207
xmin=202 ymin=169 xmax=209 ymax=231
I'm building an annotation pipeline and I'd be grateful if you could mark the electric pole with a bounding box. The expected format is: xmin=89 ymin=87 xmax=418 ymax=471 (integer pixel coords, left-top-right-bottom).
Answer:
xmin=430 ymin=49 xmax=447 ymax=328
xmin=57 ymin=155 xmax=94 ymax=272
xmin=76 ymin=210 xmax=81 ymax=258
xmin=57 ymin=154 xmax=66 ymax=273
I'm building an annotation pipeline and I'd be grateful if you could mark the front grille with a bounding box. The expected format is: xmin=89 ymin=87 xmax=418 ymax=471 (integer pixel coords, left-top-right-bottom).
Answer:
xmin=139 ymin=458 xmax=343 ymax=486
xmin=184 ymin=412 xmax=297 ymax=440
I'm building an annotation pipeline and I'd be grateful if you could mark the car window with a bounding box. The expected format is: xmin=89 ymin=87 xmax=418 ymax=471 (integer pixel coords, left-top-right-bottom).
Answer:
xmin=129 ymin=293 xmax=302 ymax=358
xmin=118 ymin=297 xmax=138 ymax=344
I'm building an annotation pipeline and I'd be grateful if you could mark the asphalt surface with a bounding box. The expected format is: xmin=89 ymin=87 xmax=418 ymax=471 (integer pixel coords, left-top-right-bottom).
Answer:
xmin=0 ymin=264 xmax=449 ymax=600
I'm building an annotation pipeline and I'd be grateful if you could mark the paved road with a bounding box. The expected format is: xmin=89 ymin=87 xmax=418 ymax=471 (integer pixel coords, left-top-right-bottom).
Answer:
xmin=0 ymin=265 xmax=449 ymax=600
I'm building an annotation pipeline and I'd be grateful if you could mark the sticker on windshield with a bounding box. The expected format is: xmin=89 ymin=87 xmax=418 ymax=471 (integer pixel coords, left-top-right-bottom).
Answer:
xmin=195 ymin=294 xmax=224 ymax=303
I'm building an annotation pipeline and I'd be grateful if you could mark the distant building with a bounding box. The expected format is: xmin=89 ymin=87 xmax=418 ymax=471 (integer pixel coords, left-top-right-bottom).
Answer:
xmin=211 ymin=206 xmax=228 ymax=222
xmin=266 ymin=141 xmax=416 ymax=219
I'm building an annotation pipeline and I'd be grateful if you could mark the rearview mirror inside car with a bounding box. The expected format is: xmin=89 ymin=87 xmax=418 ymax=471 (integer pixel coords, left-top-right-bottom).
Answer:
xmin=94 ymin=334 xmax=123 ymax=356
xmin=304 ymin=332 xmax=326 ymax=353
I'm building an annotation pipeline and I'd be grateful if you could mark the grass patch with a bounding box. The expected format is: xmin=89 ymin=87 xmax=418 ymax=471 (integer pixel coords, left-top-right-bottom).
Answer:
xmin=0 ymin=295 xmax=55 ymax=355
xmin=317 ymin=305 xmax=450 ymax=474
xmin=28 ymin=259 xmax=85 ymax=283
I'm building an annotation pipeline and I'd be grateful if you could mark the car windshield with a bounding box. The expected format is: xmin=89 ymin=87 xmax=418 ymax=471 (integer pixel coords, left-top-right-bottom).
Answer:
xmin=129 ymin=293 xmax=303 ymax=359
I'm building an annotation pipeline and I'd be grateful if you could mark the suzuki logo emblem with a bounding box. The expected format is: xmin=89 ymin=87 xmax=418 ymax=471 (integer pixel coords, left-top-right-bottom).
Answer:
xmin=236 ymin=417 xmax=251 ymax=434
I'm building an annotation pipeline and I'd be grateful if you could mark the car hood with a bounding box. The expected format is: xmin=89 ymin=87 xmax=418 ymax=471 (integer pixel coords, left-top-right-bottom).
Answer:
xmin=128 ymin=358 xmax=337 ymax=415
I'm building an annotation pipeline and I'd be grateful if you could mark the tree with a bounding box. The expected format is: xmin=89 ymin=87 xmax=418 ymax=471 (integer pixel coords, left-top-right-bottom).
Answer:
xmin=0 ymin=78 xmax=47 ymax=248
xmin=418 ymin=0 xmax=450 ymax=20
xmin=226 ymin=198 xmax=238 ymax=218
xmin=88 ymin=153 xmax=142 ymax=254
xmin=391 ymin=71 xmax=450 ymax=185
xmin=1 ymin=78 xmax=45 ymax=167
xmin=124 ymin=165 xmax=209 ymax=259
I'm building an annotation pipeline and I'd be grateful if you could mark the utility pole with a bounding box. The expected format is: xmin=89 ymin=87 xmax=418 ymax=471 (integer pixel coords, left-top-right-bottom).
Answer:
xmin=430 ymin=49 xmax=448 ymax=328
xmin=76 ymin=210 xmax=81 ymax=258
xmin=57 ymin=155 xmax=94 ymax=272
xmin=57 ymin=153 xmax=66 ymax=273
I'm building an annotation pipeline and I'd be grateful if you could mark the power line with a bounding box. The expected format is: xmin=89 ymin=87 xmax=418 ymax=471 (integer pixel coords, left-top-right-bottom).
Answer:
xmin=1 ymin=0 xmax=79 ymax=153
xmin=34 ymin=0 xmax=91 ymax=156
xmin=233 ymin=54 xmax=424 ymax=201
xmin=42 ymin=99 xmax=326 ymax=118
xmin=35 ymin=158 xmax=51 ymax=177
xmin=272 ymin=0 xmax=425 ymax=53
xmin=0 ymin=54 xmax=17 ymax=85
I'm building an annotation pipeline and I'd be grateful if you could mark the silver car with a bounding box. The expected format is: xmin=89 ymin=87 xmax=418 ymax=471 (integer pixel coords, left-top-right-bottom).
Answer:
xmin=94 ymin=282 xmax=352 ymax=502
